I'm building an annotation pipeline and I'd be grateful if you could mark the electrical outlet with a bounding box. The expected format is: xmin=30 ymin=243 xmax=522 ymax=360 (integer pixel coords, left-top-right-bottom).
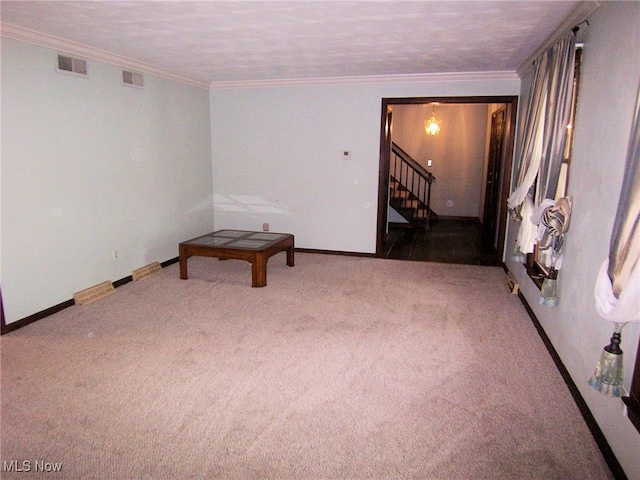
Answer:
xmin=262 ymin=223 xmax=269 ymax=232
xmin=113 ymin=250 xmax=118 ymax=260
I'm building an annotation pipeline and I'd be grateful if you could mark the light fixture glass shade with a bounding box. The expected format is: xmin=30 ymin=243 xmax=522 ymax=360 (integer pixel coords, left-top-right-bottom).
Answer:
xmin=424 ymin=105 xmax=441 ymax=136
xmin=424 ymin=115 xmax=441 ymax=136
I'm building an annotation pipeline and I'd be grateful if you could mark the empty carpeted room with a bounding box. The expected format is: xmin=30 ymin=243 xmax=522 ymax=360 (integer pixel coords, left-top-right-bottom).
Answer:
xmin=1 ymin=2 xmax=639 ymax=479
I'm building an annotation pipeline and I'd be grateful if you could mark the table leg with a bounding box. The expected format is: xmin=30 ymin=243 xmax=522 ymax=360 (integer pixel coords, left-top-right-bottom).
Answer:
xmin=252 ymin=253 xmax=267 ymax=287
xmin=287 ymin=246 xmax=294 ymax=267
xmin=179 ymin=249 xmax=188 ymax=279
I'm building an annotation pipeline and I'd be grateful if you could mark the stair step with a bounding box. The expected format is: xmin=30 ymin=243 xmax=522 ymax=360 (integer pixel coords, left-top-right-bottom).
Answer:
xmin=393 ymin=191 xmax=411 ymax=199
xmin=403 ymin=199 xmax=420 ymax=209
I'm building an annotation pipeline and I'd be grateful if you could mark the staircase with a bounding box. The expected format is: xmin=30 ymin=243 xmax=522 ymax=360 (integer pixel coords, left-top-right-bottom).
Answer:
xmin=389 ymin=142 xmax=437 ymax=228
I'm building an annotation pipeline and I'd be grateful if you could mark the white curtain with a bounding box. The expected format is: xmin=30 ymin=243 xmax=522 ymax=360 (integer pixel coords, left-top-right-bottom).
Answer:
xmin=508 ymin=31 xmax=577 ymax=254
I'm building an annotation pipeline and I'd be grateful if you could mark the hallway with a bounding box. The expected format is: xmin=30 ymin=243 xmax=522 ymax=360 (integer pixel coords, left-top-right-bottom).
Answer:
xmin=383 ymin=218 xmax=500 ymax=266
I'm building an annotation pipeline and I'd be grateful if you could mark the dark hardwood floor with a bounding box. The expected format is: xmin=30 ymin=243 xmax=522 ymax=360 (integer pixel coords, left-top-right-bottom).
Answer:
xmin=383 ymin=217 xmax=500 ymax=266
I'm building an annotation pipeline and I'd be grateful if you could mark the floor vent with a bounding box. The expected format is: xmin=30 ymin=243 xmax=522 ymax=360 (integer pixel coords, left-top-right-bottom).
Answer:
xmin=73 ymin=281 xmax=115 ymax=305
xmin=57 ymin=54 xmax=87 ymax=75
xmin=132 ymin=262 xmax=162 ymax=281
xmin=122 ymin=69 xmax=144 ymax=88
xmin=506 ymin=271 xmax=519 ymax=294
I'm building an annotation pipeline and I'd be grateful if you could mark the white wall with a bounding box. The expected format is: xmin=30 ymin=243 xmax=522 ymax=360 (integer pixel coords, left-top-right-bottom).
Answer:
xmin=210 ymin=78 xmax=519 ymax=253
xmin=391 ymin=103 xmax=489 ymax=218
xmin=1 ymin=39 xmax=213 ymax=323
xmin=505 ymin=3 xmax=640 ymax=478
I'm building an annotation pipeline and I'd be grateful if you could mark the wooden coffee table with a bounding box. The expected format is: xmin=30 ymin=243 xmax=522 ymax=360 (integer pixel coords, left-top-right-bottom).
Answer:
xmin=179 ymin=230 xmax=294 ymax=287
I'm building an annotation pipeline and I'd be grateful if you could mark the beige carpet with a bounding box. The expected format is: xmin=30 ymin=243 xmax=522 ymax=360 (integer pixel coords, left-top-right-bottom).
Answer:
xmin=1 ymin=253 xmax=613 ymax=479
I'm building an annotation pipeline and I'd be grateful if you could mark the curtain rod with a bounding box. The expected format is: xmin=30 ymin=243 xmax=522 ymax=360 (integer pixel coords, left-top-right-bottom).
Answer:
xmin=572 ymin=20 xmax=590 ymax=34
xmin=516 ymin=1 xmax=600 ymax=77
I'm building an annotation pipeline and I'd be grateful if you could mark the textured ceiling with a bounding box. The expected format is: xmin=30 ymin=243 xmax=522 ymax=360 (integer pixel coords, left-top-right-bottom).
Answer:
xmin=1 ymin=1 xmax=582 ymax=86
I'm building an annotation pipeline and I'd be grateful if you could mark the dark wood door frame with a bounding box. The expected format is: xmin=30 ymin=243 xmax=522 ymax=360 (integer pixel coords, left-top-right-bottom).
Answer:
xmin=376 ymin=96 xmax=519 ymax=261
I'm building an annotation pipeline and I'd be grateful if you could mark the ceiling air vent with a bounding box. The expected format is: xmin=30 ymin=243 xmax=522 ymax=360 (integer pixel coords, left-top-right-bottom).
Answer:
xmin=57 ymin=54 xmax=87 ymax=75
xmin=122 ymin=69 xmax=144 ymax=88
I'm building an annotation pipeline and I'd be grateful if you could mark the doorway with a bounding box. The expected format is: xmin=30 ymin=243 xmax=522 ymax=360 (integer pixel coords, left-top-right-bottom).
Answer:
xmin=376 ymin=96 xmax=518 ymax=265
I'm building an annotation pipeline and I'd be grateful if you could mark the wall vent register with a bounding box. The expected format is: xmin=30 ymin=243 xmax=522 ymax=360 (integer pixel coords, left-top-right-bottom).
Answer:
xmin=122 ymin=70 xmax=144 ymax=88
xmin=57 ymin=54 xmax=87 ymax=75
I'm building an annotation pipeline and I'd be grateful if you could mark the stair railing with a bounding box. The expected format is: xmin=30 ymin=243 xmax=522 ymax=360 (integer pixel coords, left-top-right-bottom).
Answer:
xmin=390 ymin=142 xmax=435 ymax=222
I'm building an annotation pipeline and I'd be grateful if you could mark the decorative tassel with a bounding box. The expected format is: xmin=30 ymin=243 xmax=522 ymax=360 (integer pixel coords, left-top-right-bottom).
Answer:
xmin=589 ymin=323 xmax=627 ymax=397
xmin=538 ymin=268 xmax=558 ymax=307
xmin=511 ymin=245 xmax=527 ymax=263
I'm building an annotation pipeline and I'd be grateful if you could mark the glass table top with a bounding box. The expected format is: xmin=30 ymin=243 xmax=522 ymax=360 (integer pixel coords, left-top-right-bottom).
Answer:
xmin=184 ymin=230 xmax=290 ymax=250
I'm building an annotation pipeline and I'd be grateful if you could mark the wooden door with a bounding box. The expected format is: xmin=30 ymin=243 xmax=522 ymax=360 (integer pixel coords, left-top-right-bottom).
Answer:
xmin=482 ymin=106 xmax=506 ymax=246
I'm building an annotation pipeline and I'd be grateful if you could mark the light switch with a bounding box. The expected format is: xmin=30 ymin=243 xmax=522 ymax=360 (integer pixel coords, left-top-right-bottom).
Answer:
xmin=428 ymin=159 xmax=433 ymax=167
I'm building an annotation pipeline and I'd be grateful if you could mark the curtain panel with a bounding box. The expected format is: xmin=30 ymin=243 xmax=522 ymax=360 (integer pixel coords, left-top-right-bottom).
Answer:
xmin=508 ymin=31 xmax=577 ymax=255
xmin=590 ymin=81 xmax=640 ymax=399
xmin=595 ymin=81 xmax=640 ymax=323
xmin=608 ymin=82 xmax=640 ymax=299
xmin=536 ymin=33 xmax=577 ymax=205
xmin=508 ymin=52 xmax=547 ymax=211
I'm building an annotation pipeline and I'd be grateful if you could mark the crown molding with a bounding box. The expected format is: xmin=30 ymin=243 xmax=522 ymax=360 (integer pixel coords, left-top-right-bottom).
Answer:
xmin=209 ymin=71 xmax=520 ymax=90
xmin=1 ymin=23 xmax=210 ymax=90
xmin=516 ymin=1 xmax=601 ymax=77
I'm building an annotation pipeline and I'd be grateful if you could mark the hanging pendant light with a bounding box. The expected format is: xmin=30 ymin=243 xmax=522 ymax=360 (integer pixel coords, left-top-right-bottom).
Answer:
xmin=424 ymin=104 xmax=441 ymax=136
